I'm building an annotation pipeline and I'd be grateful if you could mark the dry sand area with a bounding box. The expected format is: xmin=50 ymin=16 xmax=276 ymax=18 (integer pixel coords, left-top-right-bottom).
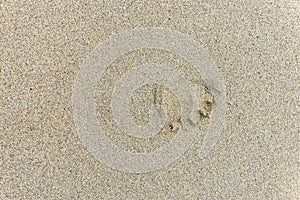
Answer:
xmin=1 ymin=0 xmax=299 ymax=199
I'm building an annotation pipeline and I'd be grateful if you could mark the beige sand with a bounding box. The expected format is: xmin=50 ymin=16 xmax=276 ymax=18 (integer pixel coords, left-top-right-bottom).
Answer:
xmin=1 ymin=0 xmax=299 ymax=199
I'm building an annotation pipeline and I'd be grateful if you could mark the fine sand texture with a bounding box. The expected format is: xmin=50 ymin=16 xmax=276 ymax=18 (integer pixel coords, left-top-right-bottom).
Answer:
xmin=1 ymin=1 xmax=299 ymax=199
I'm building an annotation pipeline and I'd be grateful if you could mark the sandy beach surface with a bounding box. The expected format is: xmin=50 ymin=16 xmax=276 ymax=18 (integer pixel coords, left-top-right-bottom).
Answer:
xmin=1 ymin=1 xmax=299 ymax=199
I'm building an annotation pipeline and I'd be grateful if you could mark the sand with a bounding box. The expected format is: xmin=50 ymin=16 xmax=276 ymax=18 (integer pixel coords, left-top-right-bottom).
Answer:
xmin=1 ymin=0 xmax=299 ymax=199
